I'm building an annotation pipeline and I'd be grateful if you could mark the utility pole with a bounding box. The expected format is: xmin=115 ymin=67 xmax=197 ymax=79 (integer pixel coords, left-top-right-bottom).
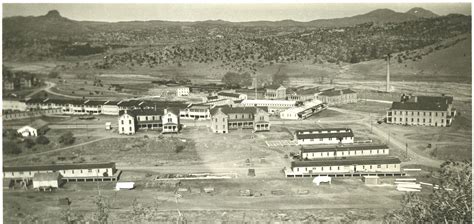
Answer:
xmin=405 ymin=143 xmax=408 ymax=158
xmin=254 ymin=74 xmax=258 ymax=100
xmin=387 ymin=129 xmax=391 ymax=145
xmin=369 ymin=113 xmax=373 ymax=133
xmin=386 ymin=53 xmax=391 ymax=92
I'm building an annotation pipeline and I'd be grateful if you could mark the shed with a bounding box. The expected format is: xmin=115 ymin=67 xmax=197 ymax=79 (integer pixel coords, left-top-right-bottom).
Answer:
xmin=105 ymin=122 xmax=112 ymax=130
xmin=362 ymin=176 xmax=380 ymax=185
xmin=115 ymin=182 xmax=135 ymax=190
xmin=17 ymin=119 xmax=49 ymax=137
xmin=313 ymin=176 xmax=331 ymax=186
xmin=33 ymin=172 xmax=62 ymax=189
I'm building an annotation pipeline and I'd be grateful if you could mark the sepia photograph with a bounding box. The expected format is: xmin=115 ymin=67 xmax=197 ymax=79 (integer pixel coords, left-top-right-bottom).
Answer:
xmin=1 ymin=1 xmax=472 ymax=223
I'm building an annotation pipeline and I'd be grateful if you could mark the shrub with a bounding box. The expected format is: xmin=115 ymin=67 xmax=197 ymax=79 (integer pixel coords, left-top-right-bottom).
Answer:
xmin=24 ymin=138 xmax=36 ymax=149
xmin=175 ymin=145 xmax=185 ymax=153
xmin=3 ymin=141 xmax=22 ymax=155
xmin=59 ymin=132 xmax=75 ymax=145
xmin=36 ymin=135 xmax=50 ymax=145
xmin=48 ymin=71 xmax=60 ymax=79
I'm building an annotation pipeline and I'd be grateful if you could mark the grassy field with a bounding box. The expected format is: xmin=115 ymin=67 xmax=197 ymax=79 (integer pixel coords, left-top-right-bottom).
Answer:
xmin=3 ymin=128 xmax=106 ymax=166
xmin=4 ymin=176 xmax=418 ymax=223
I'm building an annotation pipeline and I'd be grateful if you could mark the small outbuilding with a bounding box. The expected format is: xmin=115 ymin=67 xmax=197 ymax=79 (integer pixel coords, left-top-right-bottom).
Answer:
xmin=105 ymin=122 xmax=112 ymax=130
xmin=115 ymin=182 xmax=135 ymax=190
xmin=17 ymin=119 xmax=49 ymax=137
xmin=362 ymin=176 xmax=380 ymax=185
xmin=312 ymin=176 xmax=331 ymax=186
xmin=33 ymin=172 xmax=62 ymax=190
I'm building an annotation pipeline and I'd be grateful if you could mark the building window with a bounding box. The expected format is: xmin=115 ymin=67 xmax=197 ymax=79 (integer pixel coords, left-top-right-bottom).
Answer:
xmin=122 ymin=127 xmax=124 ymax=132
xmin=129 ymin=127 xmax=132 ymax=131
xmin=129 ymin=120 xmax=131 ymax=124
xmin=121 ymin=120 xmax=124 ymax=124
xmin=223 ymin=125 xmax=225 ymax=129
xmin=377 ymin=165 xmax=381 ymax=168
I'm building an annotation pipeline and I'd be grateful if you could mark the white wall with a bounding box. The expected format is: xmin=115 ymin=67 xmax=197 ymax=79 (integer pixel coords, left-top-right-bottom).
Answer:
xmin=302 ymin=148 xmax=389 ymax=159
xmin=297 ymin=137 xmax=354 ymax=145
xmin=118 ymin=114 xmax=135 ymax=134
xmin=17 ymin=126 xmax=37 ymax=137
xmin=4 ymin=168 xmax=114 ymax=179
xmin=33 ymin=180 xmax=58 ymax=189
xmin=291 ymin=163 xmax=400 ymax=175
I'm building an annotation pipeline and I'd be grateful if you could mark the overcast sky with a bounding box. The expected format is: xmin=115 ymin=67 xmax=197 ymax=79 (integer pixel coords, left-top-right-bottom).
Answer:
xmin=2 ymin=3 xmax=471 ymax=22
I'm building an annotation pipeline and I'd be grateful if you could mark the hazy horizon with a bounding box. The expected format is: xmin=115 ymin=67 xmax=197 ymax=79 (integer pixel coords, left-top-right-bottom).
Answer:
xmin=2 ymin=3 xmax=471 ymax=23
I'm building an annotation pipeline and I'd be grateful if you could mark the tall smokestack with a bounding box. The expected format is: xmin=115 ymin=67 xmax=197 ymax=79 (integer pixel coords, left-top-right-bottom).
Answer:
xmin=386 ymin=54 xmax=391 ymax=92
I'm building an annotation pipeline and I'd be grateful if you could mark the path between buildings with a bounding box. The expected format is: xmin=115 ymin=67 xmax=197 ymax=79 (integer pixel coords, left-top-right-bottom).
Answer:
xmin=4 ymin=136 xmax=113 ymax=162
xmin=360 ymin=99 xmax=393 ymax=104
xmin=330 ymin=107 xmax=442 ymax=168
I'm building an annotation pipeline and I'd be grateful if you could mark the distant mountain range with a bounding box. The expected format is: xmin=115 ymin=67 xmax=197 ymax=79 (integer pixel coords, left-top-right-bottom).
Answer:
xmin=3 ymin=7 xmax=447 ymax=36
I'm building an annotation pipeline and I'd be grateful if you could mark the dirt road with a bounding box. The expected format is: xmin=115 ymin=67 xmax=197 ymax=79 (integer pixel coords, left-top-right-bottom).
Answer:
xmin=329 ymin=107 xmax=443 ymax=168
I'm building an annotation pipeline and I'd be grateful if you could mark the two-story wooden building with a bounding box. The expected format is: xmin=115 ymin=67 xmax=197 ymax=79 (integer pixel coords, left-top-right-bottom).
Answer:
xmin=210 ymin=105 xmax=270 ymax=133
xmin=386 ymin=95 xmax=455 ymax=127
xmin=316 ymin=88 xmax=357 ymax=106
xmin=265 ymin=84 xmax=287 ymax=100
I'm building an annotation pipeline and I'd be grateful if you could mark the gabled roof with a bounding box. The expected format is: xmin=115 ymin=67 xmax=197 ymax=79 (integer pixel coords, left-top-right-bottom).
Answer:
xmin=164 ymin=107 xmax=180 ymax=116
xmin=291 ymin=156 xmax=401 ymax=167
xmin=390 ymin=102 xmax=448 ymax=111
xmin=296 ymin=132 xmax=354 ymax=140
xmin=33 ymin=172 xmax=62 ymax=181
xmin=217 ymin=92 xmax=242 ymax=98
xmin=84 ymin=100 xmax=107 ymax=106
xmin=133 ymin=109 xmax=164 ymax=116
xmin=140 ymin=100 xmax=188 ymax=109
xmin=3 ymin=162 xmax=116 ymax=172
xmin=210 ymin=105 xmax=268 ymax=116
xmin=301 ymin=144 xmax=389 ymax=153
xmin=26 ymin=98 xmax=50 ymax=104
xmin=319 ymin=88 xmax=356 ymax=97
xmin=408 ymin=95 xmax=453 ymax=105
xmin=295 ymin=128 xmax=352 ymax=134
xmin=118 ymin=110 xmax=137 ymax=117
xmin=28 ymin=119 xmax=48 ymax=129
xmin=287 ymin=87 xmax=320 ymax=95
xmin=117 ymin=100 xmax=143 ymax=107
xmin=104 ymin=100 xmax=120 ymax=105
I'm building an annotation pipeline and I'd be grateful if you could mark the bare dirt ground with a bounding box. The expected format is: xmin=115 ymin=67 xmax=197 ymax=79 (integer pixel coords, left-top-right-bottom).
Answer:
xmin=4 ymin=177 xmax=415 ymax=223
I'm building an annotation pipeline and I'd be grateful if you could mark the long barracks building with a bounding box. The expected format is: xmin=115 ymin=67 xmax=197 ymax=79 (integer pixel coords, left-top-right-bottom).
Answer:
xmin=295 ymin=128 xmax=354 ymax=145
xmin=386 ymin=95 xmax=456 ymax=127
xmin=301 ymin=144 xmax=389 ymax=159
xmin=285 ymin=156 xmax=402 ymax=177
